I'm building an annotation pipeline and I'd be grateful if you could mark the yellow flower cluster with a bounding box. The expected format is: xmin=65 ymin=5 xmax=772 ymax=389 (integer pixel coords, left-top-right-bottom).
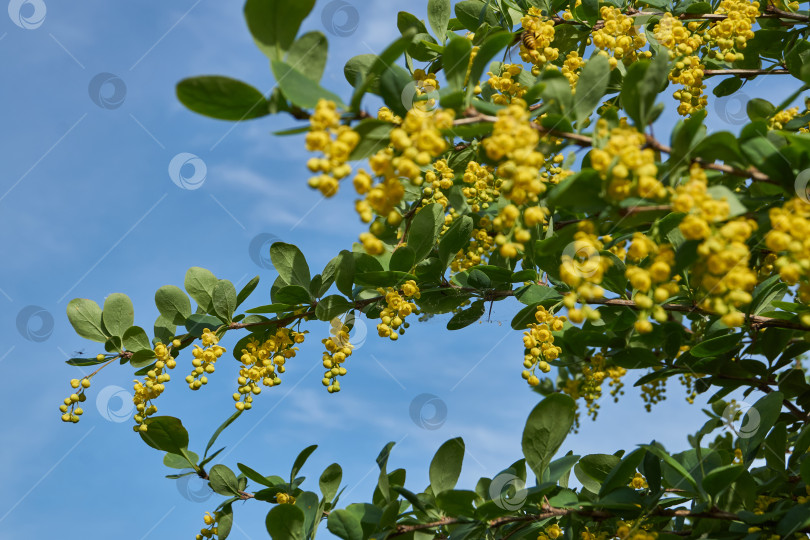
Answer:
xmin=670 ymin=57 xmax=707 ymax=116
xmin=413 ymin=69 xmax=440 ymax=115
xmin=234 ymin=328 xmax=305 ymax=410
xmin=377 ymin=106 xmax=402 ymax=125
xmin=354 ymin=108 xmax=453 ymax=253
xmin=538 ymin=523 xmax=563 ymax=540
xmin=185 ymin=329 xmax=225 ymax=391
xmin=450 ymin=220 xmax=496 ymax=272
xmin=592 ymin=6 xmax=651 ymax=68
xmin=616 ymin=521 xmax=658 ymax=540
xmin=487 ymin=64 xmax=528 ymax=105
xmin=706 ymin=0 xmax=759 ymax=63
xmin=766 ymin=199 xmax=810 ymax=319
xmin=673 ymin=165 xmax=730 ymax=240
xmin=132 ymin=342 xmax=179 ymax=431
xmin=376 ymin=280 xmax=420 ymax=340
xmin=560 ymin=222 xmax=610 ymax=307
xmin=306 ymin=100 xmax=359 ymax=197
xmin=321 ymin=319 xmax=354 ymax=393
xmin=462 ymin=161 xmax=500 ymax=213
xmin=561 ymin=51 xmax=586 ymax=90
xmin=768 ymin=107 xmax=798 ymax=130
xmin=629 ymin=472 xmax=648 ymax=489
xmin=654 ymin=13 xmax=704 ymax=56
xmin=493 ymin=204 xmax=536 ymax=259
xmin=519 ymin=8 xmax=559 ymax=75
xmin=521 ymin=306 xmax=565 ymax=386
xmin=59 ymin=375 xmax=92 ymax=423
xmin=623 ymin=233 xmax=680 ymax=333
xmin=694 ymin=219 xmax=758 ymax=326
xmin=482 ymin=100 xmax=546 ymax=205
xmin=275 ymin=492 xmax=296 ymax=504
xmin=422 ymin=159 xmax=455 ymax=209
xmin=589 ymin=123 xmax=665 ymax=201
xmin=561 ymin=352 xmax=626 ymax=421
xmin=196 ymin=512 xmax=219 ymax=540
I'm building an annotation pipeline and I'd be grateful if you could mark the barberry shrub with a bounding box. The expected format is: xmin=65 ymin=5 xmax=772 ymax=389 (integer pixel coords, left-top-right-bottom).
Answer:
xmin=60 ymin=0 xmax=810 ymax=538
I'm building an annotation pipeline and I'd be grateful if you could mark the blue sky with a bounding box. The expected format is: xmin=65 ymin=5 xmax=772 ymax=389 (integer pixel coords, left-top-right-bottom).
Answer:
xmin=0 ymin=1 xmax=799 ymax=539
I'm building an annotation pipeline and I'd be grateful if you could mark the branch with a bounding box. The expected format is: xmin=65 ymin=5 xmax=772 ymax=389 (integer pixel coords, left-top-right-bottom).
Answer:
xmin=391 ymin=501 xmax=761 ymax=537
xmin=454 ymin=113 xmax=774 ymax=184
xmin=703 ymin=68 xmax=791 ymax=77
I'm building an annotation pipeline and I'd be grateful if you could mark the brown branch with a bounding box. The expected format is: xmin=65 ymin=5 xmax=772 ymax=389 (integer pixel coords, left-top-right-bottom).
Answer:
xmin=619 ymin=205 xmax=671 ymax=216
xmin=644 ymin=136 xmax=777 ymax=184
xmin=703 ymin=68 xmax=791 ymax=77
xmin=391 ymin=502 xmax=758 ymax=537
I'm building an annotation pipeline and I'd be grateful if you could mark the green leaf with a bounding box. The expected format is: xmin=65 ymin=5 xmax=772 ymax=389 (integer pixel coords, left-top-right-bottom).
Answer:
xmin=349 ymin=120 xmax=394 ymax=161
xmin=599 ymin=448 xmax=645 ymax=496
xmin=379 ymin=64 xmax=414 ymax=117
xmin=739 ymin=391 xmax=785 ymax=460
xmin=205 ymin=410 xmax=243 ymax=458
xmin=690 ymin=333 xmax=742 ymax=357
xmin=316 ymin=295 xmax=352 ymax=321
xmin=620 ymin=53 xmax=669 ymax=127
xmin=130 ymin=348 xmax=157 ymax=368
xmin=574 ymin=55 xmax=610 ymax=124
xmin=522 ymin=394 xmax=577 ymax=480
xmin=275 ymin=285 xmax=313 ymax=305
xmin=439 ymin=215 xmax=473 ymax=268
xmin=265 ymin=503 xmax=306 ymax=540
xmin=778 ymin=505 xmax=810 ymax=537
xmin=238 ymin=464 xmax=279 ymax=488
xmin=408 ymin=203 xmax=444 ymax=262
xmin=209 ymin=464 xmax=241 ymax=496
xmin=444 ymin=35 xmax=473 ymax=90
xmin=350 ymin=30 xmax=417 ymax=112
xmin=271 ymin=60 xmax=345 ymax=109
xmin=355 ymin=271 xmax=417 ymax=287
xmin=154 ymin=314 xmax=176 ymax=346
xmin=455 ymin=0 xmax=499 ymax=31
xmin=66 ymin=298 xmax=107 ymax=342
xmin=212 ymin=280 xmax=238 ymax=323
xmin=390 ymin=246 xmax=417 ymax=273
xmin=575 ymin=454 xmax=621 ymax=493
xmin=218 ymin=504 xmax=234 ymax=540
xmin=320 ymin=463 xmax=343 ymax=502
xmin=139 ymin=416 xmax=189 ymax=455
xmin=706 ymin=185 xmax=747 ymax=218
xmin=428 ymin=0 xmax=452 ymax=43
xmin=176 ymin=76 xmax=270 ymax=121
xmin=123 ymin=326 xmax=151 ymax=352
xmin=244 ymin=0 xmax=316 ymax=61
xmin=185 ymin=267 xmax=218 ymax=313
xmin=271 ymin=243 xmax=311 ymax=288
xmin=326 ymin=509 xmax=363 ymax=540
xmin=155 ymin=285 xmax=192 ymax=326
xmin=184 ymin=314 xmax=223 ymax=337
xmin=291 ymin=444 xmax=318 ymax=485
xmin=102 ymin=293 xmax=134 ymax=338
xmin=701 ymin=464 xmax=743 ymax=497
xmin=335 ymin=251 xmax=356 ymax=297
xmin=514 ymin=284 xmax=563 ymax=306
xmin=286 ymin=31 xmax=328 ymax=82
xmin=466 ymin=31 xmax=515 ymax=101
xmin=429 ymin=437 xmax=465 ymax=495
xmin=236 ymin=276 xmax=260 ymax=308
xmin=641 ymin=444 xmax=698 ymax=492
xmin=163 ymin=450 xmax=199 ymax=469
xmin=447 ymin=299 xmax=486 ymax=330
xmin=712 ymin=77 xmax=743 ymax=97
